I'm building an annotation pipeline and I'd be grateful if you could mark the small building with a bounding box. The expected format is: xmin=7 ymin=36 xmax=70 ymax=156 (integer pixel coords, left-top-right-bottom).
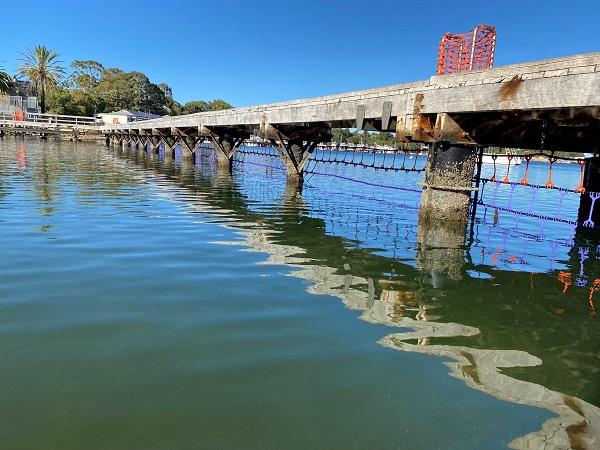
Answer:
xmin=96 ymin=110 xmax=136 ymax=125
xmin=0 ymin=79 xmax=39 ymax=115
xmin=131 ymin=110 xmax=162 ymax=121
xmin=0 ymin=96 xmax=38 ymax=116
xmin=96 ymin=109 xmax=162 ymax=125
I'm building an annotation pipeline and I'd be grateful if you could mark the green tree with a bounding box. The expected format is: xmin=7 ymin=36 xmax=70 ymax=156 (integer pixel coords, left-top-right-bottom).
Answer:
xmin=206 ymin=99 xmax=232 ymax=111
xmin=332 ymin=129 xmax=397 ymax=147
xmin=12 ymin=49 xmax=232 ymax=117
xmin=69 ymin=60 xmax=104 ymax=91
xmin=18 ymin=45 xmax=65 ymax=113
xmin=66 ymin=60 xmax=105 ymax=114
xmin=332 ymin=128 xmax=353 ymax=143
xmin=158 ymin=83 xmax=182 ymax=115
xmin=182 ymin=100 xmax=208 ymax=113
xmin=95 ymin=69 xmax=168 ymax=114
xmin=158 ymin=83 xmax=172 ymax=99
xmin=0 ymin=66 xmax=11 ymax=94
xmin=47 ymin=87 xmax=98 ymax=116
xmin=182 ymin=99 xmax=233 ymax=114
xmin=348 ymin=131 xmax=366 ymax=144
xmin=370 ymin=131 xmax=395 ymax=147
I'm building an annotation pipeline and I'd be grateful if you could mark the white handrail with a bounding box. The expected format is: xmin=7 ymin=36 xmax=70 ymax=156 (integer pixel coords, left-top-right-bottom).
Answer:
xmin=0 ymin=111 xmax=100 ymax=127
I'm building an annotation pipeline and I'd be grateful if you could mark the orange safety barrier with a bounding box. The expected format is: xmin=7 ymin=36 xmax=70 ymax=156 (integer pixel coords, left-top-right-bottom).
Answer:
xmin=557 ymin=271 xmax=572 ymax=294
xmin=520 ymin=156 xmax=532 ymax=186
xmin=502 ymin=155 xmax=514 ymax=184
xmin=589 ymin=279 xmax=600 ymax=317
xmin=437 ymin=25 xmax=496 ymax=75
xmin=575 ymin=159 xmax=586 ymax=193
xmin=13 ymin=110 xmax=25 ymax=121
xmin=544 ymin=157 xmax=557 ymax=189
xmin=491 ymin=248 xmax=501 ymax=266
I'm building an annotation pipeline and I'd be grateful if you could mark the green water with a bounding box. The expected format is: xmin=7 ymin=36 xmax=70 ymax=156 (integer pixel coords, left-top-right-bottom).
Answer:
xmin=0 ymin=138 xmax=598 ymax=449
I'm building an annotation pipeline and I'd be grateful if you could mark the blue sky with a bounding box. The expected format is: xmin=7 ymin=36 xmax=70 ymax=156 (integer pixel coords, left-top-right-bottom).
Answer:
xmin=1 ymin=0 xmax=598 ymax=106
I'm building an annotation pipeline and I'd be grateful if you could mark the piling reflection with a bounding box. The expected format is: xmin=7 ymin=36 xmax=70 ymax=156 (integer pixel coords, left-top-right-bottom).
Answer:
xmin=105 ymin=143 xmax=600 ymax=448
xmin=416 ymin=215 xmax=468 ymax=282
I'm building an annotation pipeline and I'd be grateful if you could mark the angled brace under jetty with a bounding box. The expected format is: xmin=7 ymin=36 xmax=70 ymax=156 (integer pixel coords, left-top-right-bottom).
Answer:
xmin=174 ymin=129 xmax=204 ymax=159
xmin=206 ymin=129 xmax=244 ymax=169
xmin=270 ymin=129 xmax=319 ymax=180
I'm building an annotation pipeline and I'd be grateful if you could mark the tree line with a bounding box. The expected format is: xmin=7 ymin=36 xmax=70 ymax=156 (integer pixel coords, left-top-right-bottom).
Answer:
xmin=332 ymin=128 xmax=400 ymax=147
xmin=0 ymin=45 xmax=232 ymax=116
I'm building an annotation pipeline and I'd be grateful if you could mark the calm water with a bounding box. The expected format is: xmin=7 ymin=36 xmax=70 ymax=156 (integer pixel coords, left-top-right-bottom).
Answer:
xmin=0 ymin=138 xmax=598 ymax=449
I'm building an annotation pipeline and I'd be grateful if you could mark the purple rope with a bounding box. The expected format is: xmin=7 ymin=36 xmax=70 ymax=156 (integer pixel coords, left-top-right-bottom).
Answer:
xmin=507 ymin=182 xmax=518 ymax=210
xmin=583 ymin=192 xmax=600 ymax=228
xmin=579 ymin=247 xmax=589 ymax=274
xmin=232 ymin=159 xmax=286 ymax=172
xmin=527 ymin=186 xmax=540 ymax=215
xmin=556 ymin=188 xmax=568 ymax=220
xmin=304 ymin=169 xmax=422 ymax=193
xmin=303 ymin=183 xmax=419 ymax=213
xmin=478 ymin=201 xmax=578 ymax=225
xmin=576 ymin=247 xmax=590 ymax=287
xmin=479 ymin=211 xmax=573 ymax=244
xmin=480 ymin=177 xmax=583 ymax=194
xmin=549 ymin=240 xmax=559 ymax=270
xmin=490 ymin=180 xmax=501 ymax=208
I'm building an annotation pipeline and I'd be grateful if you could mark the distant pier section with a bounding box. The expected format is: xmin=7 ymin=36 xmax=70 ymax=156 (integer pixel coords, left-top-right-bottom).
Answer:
xmin=104 ymin=52 xmax=600 ymax=153
xmin=0 ymin=112 xmax=100 ymax=139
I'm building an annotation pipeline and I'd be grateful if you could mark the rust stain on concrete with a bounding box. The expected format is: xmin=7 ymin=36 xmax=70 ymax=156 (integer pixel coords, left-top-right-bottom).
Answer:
xmin=500 ymin=75 xmax=524 ymax=101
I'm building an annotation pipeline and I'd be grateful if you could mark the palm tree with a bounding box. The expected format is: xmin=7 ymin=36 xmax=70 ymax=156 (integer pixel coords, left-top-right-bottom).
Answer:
xmin=18 ymin=45 xmax=65 ymax=113
xmin=0 ymin=66 xmax=11 ymax=94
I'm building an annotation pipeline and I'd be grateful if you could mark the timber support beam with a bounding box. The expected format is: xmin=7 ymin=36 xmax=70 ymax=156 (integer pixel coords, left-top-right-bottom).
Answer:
xmin=122 ymin=132 xmax=131 ymax=149
xmin=202 ymin=126 xmax=250 ymax=172
xmin=131 ymin=131 xmax=141 ymax=149
xmin=153 ymin=129 xmax=178 ymax=159
xmin=262 ymin=123 xmax=331 ymax=189
xmin=172 ymin=127 xmax=204 ymax=161
xmin=149 ymin=136 xmax=162 ymax=155
xmin=138 ymin=130 xmax=152 ymax=153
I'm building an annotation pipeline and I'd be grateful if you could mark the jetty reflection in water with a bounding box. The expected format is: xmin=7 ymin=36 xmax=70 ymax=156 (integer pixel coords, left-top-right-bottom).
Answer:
xmin=117 ymin=143 xmax=600 ymax=449
xmin=1 ymin=138 xmax=598 ymax=449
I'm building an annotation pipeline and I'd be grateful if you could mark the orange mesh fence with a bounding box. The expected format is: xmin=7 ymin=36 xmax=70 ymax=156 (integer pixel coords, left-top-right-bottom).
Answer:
xmin=13 ymin=110 xmax=25 ymax=121
xmin=437 ymin=25 xmax=496 ymax=75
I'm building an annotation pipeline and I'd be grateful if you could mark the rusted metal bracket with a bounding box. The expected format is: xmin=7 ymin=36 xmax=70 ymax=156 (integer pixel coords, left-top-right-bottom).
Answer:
xmin=433 ymin=113 xmax=476 ymax=144
xmin=396 ymin=93 xmax=435 ymax=142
